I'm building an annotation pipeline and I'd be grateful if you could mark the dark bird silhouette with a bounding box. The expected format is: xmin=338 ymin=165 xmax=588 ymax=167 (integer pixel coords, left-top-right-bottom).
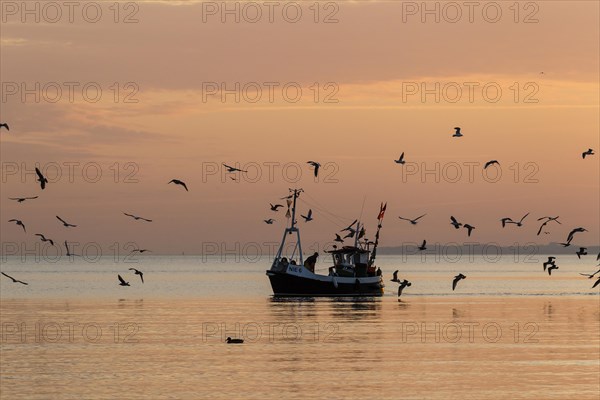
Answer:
xmin=270 ymin=203 xmax=284 ymax=211
xmin=397 ymin=279 xmax=412 ymax=298
xmin=301 ymin=209 xmax=313 ymax=222
xmin=452 ymin=127 xmax=463 ymax=137
xmin=358 ymin=227 xmax=366 ymax=240
xmin=547 ymin=264 xmax=559 ymax=276
xmin=1 ymin=272 xmax=27 ymax=285
xmin=398 ymin=214 xmax=426 ymax=225
xmin=567 ymin=227 xmax=587 ymax=243
xmin=391 ymin=270 xmax=399 ymax=282
xmin=35 ymin=168 xmax=48 ymax=190
xmin=394 ymin=152 xmax=406 ymax=165
xmin=129 ymin=268 xmax=144 ymax=283
xmin=582 ymin=148 xmax=594 ymax=159
xmin=123 ymin=213 xmax=152 ymax=222
xmin=559 ymin=238 xmax=573 ymax=247
xmin=56 ymin=215 xmax=77 ymax=227
xmin=500 ymin=217 xmax=513 ymax=228
xmin=222 ymin=163 xmax=247 ymax=173
xmin=264 ymin=219 xmax=275 ymax=224
xmin=35 ymin=234 xmax=54 ymax=246
xmin=168 ymin=179 xmax=188 ymax=191
xmin=543 ymin=257 xmax=556 ymax=271
xmin=8 ymin=219 xmax=26 ymax=232
xmin=343 ymin=228 xmax=356 ymax=239
xmin=341 ymin=220 xmax=358 ymax=232
xmin=334 ymin=234 xmax=344 ymax=243
xmin=307 ymin=161 xmax=321 ymax=177
xmin=450 ymin=216 xmax=462 ymax=229
xmin=64 ymin=241 xmax=80 ymax=257
xmin=9 ymin=196 xmax=38 ymax=203
xmin=418 ymin=240 xmax=427 ymax=251
xmin=484 ymin=160 xmax=499 ymax=169
xmin=118 ymin=274 xmax=130 ymax=286
xmin=226 ymin=337 xmax=244 ymax=344
xmin=576 ymin=247 xmax=587 ymax=259
xmin=506 ymin=212 xmax=529 ymax=227
xmin=579 ymin=269 xmax=600 ymax=279
xmin=452 ymin=273 xmax=466 ymax=291
xmin=0 ymin=123 xmax=9 ymax=131
xmin=463 ymin=224 xmax=475 ymax=237
xmin=593 ymin=277 xmax=600 ymax=289
xmin=537 ymin=216 xmax=561 ymax=236
xmin=131 ymin=249 xmax=151 ymax=253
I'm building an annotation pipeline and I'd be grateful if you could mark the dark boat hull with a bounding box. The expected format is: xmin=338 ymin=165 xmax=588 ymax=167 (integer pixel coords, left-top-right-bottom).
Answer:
xmin=266 ymin=271 xmax=384 ymax=297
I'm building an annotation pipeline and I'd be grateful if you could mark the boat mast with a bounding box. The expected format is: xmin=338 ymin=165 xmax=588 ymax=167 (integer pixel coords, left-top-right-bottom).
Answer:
xmin=272 ymin=188 xmax=304 ymax=267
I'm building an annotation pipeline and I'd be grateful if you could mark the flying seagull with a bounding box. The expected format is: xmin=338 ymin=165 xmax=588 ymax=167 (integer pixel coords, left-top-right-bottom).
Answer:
xmin=123 ymin=213 xmax=152 ymax=222
xmin=307 ymin=161 xmax=321 ymax=177
xmin=56 ymin=215 xmax=77 ymax=227
xmin=394 ymin=152 xmax=406 ymax=165
xmin=391 ymin=270 xmax=399 ymax=282
xmin=129 ymin=268 xmax=144 ymax=283
xmin=450 ymin=216 xmax=462 ymax=229
xmin=417 ymin=240 xmax=427 ymax=251
xmin=64 ymin=241 xmax=80 ymax=257
xmin=579 ymin=269 xmax=600 ymax=279
xmin=576 ymin=247 xmax=587 ymax=259
xmin=35 ymin=168 xmax=48 ymax=190
xmin=398 ymin=214 xmax=426 ymax=225
xmin=567 ymin=227 xmax=587 ymax=243
xmin=0 ymin=123 xmax=9 ymax=131
xmin=8 ymin=219 xmax=26 ymax=232
xmin=341 ymin=220 xmax=358 ymax=232
xmin=343 ymin=228 xmax=356 ymax=239
xmin=1 ymin=272 xmax=27 ymax=285
xmin=582 ymin=149 xmax=594 ymax=159
xmin=543 ymin=256 xmax=556 ymax=271
xmin=506 ymin=212 xmax=529 ymax=227
xmin=484 ymin=160 xmax=499 ymax=169
xmin=226 ymin=337 xmax=244 ymax=344
xmin=270 ymin=203 xmax=284 ymax=211
xmin=537 ymin=216 xmax=561 ymax=236
xmin=168 ymin=179 xmax=188 ymax=191
xmin=264 ymin=219 xmax=275 ymax=224
xmin=593 ymin=277 xmax=600 ymax=289
xmin=397 ymin=279 xmax=412 ymax=299
xmin=452 ymin=273 xmax=466 ymax=291
xmin=131 ymin=249 xmax=151 ymax=254
xmin=500 ymin=217 xmax=513 ymax=228
xmin=334 ymin=234 xmax=344 ymax=243
xmin=222 ymin=163 xmax=247 ymax=173
xmin=452 ymin=127 xmax=463 ymax=137
xmin=35 ymin=234 xmax=54 ymax=246
xmin=547 ymin=264 xmax=559 ymax=276
xmin=463 ymin=224 xmax=475 ymax=237
xmin=9 ymin=196 xmax=38 ymax=203
xmin=118 ymin=274 xmax=130 ymax=286
xmin=301 ymin=209 xmax=313 ymax=222
xmin=559 ymin=238 xmax=573 ymax=247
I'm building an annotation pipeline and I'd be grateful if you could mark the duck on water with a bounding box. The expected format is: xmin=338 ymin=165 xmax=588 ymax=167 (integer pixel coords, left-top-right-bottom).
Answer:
xmin=266 ymin=189 xmax=386 ymax=297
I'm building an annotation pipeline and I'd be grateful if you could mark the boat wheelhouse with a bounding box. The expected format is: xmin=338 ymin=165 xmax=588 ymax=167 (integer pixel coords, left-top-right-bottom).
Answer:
xmin=266 ymin=189 xmax=385 ymax=297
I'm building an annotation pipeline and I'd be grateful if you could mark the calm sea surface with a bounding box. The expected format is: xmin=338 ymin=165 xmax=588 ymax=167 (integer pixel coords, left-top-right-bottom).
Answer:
xmin=1 ymin=255 xmax=599 ymax=399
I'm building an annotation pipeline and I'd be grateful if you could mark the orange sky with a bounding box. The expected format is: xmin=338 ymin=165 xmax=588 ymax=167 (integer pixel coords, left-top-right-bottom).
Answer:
xmin=1 ymin=1 xmax=598 ymax=255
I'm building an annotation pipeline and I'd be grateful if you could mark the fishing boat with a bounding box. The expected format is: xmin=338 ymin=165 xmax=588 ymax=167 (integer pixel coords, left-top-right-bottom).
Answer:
xmin=266 ymin=189 xmax=386 ymax=297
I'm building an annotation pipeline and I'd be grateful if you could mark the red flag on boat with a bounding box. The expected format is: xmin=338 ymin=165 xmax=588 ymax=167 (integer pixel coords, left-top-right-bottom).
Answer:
xmin=377 ymin=202 xmax=387 ymax=220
